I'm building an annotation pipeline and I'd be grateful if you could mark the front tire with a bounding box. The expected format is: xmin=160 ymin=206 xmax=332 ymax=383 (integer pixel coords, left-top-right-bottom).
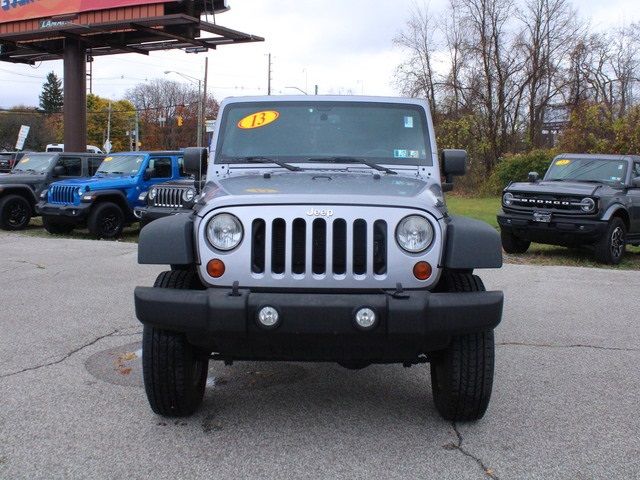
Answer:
xmin=500 ymin=228 xmax=530 ymax=254
xmin=87 ymin=202 xmax=124 ymax=239
xmin=430 ymin=272 xmax=495 ymax=421
xmin=594 ymin=217 xmax=626 ymax=265
xmin=42 ymin=216 xmax=75 ymax=234
xmin=142 ymin=270 xmax=208 ymax=417
xmin=0 ymin=194 xmax=31 ymax=230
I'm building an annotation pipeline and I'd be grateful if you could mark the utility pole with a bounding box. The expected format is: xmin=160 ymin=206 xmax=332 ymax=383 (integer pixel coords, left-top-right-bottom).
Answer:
xmin=202 ymin=56 xmax=208 ymax=148
xmin=314 ymin=84 xmax=318 ymax=95
xmin=267 ymin=53 xmax=272 ymax=95
xmin=135 ymin=109 xmax=140 ymax=151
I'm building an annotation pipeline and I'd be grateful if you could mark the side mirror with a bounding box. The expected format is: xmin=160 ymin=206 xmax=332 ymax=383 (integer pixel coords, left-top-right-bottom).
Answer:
xmin=632 ymin=176 xmax=640 ymax=188
xmin=183 ymin=147 xmax=208 ymax=177
xmin=528 ymin=171 xmax=540 ymax=183
xmin=441 ymin=149 xmax=467 ymax=191
xmin=52 ymin=165 xmax=65 ymax=177
xmin=143 ymin=168 xmax=153 ymax=181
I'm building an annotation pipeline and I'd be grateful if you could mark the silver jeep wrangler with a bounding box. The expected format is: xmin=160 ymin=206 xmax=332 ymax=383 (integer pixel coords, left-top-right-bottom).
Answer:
xmin=135 ymin=96 xmax=504 ymax=421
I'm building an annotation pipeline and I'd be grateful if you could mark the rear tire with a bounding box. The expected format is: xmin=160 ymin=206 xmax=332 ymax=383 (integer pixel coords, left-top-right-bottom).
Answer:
xmin=42 ymin=216 xmax=75 ymax=234
xmin=0 ymin=194 xmax=31 ymax=230
xmin=430 ymin=271 xmax=495 ymax=421
xmin=500 ymin=228 xmax=530 ymax=254
xmin=142 ymin=270 xmax=208 ymax=417
xmin=87 ymin=201 xmax=124 ymax=239
xmin=594 ymin=217 xmax=626 ymax=265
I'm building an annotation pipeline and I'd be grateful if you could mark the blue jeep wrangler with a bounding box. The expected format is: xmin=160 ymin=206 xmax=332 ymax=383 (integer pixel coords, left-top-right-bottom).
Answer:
xmin=37 ymin=151 xmax=185 ymax=238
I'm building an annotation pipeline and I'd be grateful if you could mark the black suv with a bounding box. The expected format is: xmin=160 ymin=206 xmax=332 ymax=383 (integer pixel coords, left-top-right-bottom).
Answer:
xmin=134 ymin=177 xmax=203 ymax=228
xmin=0 ymin=152 xmax=26 ymax=173
xmin=0 ymin=152 xmax=104 ymax=230
xmin=498 ymin=154 xmax=640 ymax=264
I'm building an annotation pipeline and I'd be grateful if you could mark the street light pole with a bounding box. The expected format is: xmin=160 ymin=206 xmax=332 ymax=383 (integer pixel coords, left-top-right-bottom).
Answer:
xmin=164 ymin=70 xmax=203 ymax=147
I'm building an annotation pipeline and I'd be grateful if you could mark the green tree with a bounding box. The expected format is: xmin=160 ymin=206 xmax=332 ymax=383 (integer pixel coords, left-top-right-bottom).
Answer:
xmin=39 ymin=72 xmax=64 ymax=114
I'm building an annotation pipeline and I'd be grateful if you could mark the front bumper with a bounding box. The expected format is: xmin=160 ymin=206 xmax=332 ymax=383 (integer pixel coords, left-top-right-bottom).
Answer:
xmin=36 ymin=201 xmax=91 ymax=223
xmin=498 ymin=209 xmax=607 ymax=245
xmin=134 ymin=287 xmax=503 ymax=362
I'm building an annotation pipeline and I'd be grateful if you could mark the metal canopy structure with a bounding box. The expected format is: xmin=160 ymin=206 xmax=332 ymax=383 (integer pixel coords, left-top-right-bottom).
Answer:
xmin=0 ymin=14 xmax=263 ymax=65
xmin=0 ymin=1 xmax=263 ymax=152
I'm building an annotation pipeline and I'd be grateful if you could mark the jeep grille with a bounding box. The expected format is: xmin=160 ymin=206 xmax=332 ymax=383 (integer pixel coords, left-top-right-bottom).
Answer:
xmin=50 ymin=185 xmax=77 ymax=204
xmin=508 ymin=193 xmax=592 ymax=214
xmin=250 ymin=217 xmax=388 ymax=277
xmin=152 ymin=186 xmax=185 ymax=208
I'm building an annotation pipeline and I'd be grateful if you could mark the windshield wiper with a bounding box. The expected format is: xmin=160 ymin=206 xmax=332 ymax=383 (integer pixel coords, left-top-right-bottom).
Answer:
xmin=306 ymin=156 xmax=397 ymax=175
xmin=231 ymin=156 xmax=302 ymax=172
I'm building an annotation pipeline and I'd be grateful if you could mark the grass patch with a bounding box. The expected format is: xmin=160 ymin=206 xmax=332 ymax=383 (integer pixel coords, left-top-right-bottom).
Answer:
xmin=446 ymin=195 xmax=640 ymax=269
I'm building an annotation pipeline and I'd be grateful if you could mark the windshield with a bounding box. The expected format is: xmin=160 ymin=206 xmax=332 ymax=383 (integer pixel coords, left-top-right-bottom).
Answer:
xmin=545 ymin=157 xmax=628 ymax=184
xmin=96 ymin=155 xmax=145 ymax=176
xmin=216 ymin=101 xmax=432 ymax=166
xmin=12 ymin=153 xmax=56 ymax=174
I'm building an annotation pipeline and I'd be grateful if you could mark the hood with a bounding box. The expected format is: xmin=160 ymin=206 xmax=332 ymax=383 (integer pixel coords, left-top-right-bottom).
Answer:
xmin=0 ymin=172 xmax=43 ymax=185
xmin=198 ymin=171 xmax=445 ymax=217
xmin=506 ymin=180 xmax=608 ymax=197
xmin=54 ymin=175 xmax=137 ymax=190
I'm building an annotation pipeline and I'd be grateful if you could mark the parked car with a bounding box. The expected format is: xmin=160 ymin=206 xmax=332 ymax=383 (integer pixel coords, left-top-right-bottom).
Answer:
xmin=46 ymin=144 xmax=104 ymax=154
xmin=134 ymin=176 xmax=205 ymax=228
xmin=0 ymin=152 xmax=103 ymax=230
xmin=134 ymin=95 xmax=504 ymax=421
xmin=498 ymin=153 xmax=640 ymax=264
xmin=37 ymin=151 xmax=186 ymax=238
xmin=0 ymin=151 xmax=29 ymax=173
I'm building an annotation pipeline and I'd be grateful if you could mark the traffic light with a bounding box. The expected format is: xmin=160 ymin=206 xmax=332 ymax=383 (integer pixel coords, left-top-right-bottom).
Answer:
xmin=177 ymin=116 xmax=184 ymax=127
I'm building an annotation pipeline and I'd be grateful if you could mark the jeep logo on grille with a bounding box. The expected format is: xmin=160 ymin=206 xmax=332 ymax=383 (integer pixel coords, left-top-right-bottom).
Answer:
xmin=306 ymin=208 xmax=334 ymax=217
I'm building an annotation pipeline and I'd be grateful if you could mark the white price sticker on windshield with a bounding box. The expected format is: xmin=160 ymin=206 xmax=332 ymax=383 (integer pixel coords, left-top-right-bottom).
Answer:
xmin=404 ymin=116 xmax=414 ymax=128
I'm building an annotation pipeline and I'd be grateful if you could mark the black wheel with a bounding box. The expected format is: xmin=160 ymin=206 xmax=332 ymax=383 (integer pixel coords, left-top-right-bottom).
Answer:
xmin=142 ymin=270 xmax=208 ymax=417
xmin=42 ymin=216 xmax=75 ymax=234
xmin=594 ymin=218 xmax=626 ymax=265
xmin=430 ymin=271 xmax=495 ymax=422
xmin=87 ymin=202 xmax=124 ymax=239
xmin=0 ymin=194 xmax=31 ymax=230
xmin=500 ymin=228 xmax=530 ymax=254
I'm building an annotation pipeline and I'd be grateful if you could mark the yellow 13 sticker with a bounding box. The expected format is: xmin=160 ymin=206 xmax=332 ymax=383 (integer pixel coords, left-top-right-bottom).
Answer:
xmin=237 ymin=110 xmax=279 ymax=129
xmin=555 ymin=159 xmax=571 ymax=166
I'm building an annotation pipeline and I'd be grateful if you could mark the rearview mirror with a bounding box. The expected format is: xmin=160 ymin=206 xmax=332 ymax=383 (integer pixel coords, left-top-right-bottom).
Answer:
xmin=528 ymin=171 xmax=540 ymax=183
xmin=183 ymin=147 xmax=208 ymax=177
xmin=52 ymin=165 xmax=65 ymax=177
xmin=441 ymin=149 xmax=467 ymax=191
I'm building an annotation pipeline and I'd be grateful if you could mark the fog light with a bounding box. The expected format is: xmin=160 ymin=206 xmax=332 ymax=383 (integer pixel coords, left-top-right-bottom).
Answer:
xmin=206 ymin=259 xmax=225 ymax=278
xmin=354 ymin=307 xmax=377 ymax=330
xmin=257 ymin=306 xmax=280 ymax=328
xmin=413 ymin=261 xmax=432 ymax=280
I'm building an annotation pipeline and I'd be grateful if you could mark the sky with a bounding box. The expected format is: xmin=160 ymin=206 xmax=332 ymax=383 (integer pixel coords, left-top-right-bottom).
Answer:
xmin=0 ymin=0 xmax=639 ymax=108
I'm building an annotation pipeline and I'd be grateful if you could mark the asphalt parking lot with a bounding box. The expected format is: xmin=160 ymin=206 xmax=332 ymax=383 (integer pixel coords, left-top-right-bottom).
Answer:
xmin=1 ymin=232 xmax=639 ymax=480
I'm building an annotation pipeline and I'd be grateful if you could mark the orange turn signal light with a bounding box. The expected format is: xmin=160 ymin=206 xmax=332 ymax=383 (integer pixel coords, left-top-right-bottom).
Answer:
xmin=413 ymin=261 xmax=432 ymax=281
xmin=207 ymin=259 xmax=226 ymax=278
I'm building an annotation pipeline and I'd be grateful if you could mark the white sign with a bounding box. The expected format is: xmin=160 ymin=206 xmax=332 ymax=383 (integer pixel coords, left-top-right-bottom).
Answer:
xmin=205 ymin=120 xmax=216 ymax=133
xmin=15 ymin=125 xmax=30 ymax=150
xmin=103 ymin=139 xmax=112 ymax=154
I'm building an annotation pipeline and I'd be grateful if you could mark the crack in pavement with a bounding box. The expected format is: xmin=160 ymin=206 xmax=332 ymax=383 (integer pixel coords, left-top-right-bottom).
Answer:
xmin=13 ymin=260 xmax=47 ymax=270
xmin=497 ymin=341 xmax=639 ymax=352
xmin=443 ymin=422 xmax=499 ymax=479
xmin=0 ymin=328 xmax=125 ymax=380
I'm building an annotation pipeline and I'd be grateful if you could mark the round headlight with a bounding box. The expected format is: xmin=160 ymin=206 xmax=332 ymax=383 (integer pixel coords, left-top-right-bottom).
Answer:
xmin=396 ymin=215 xmax=434 ymax=253
xmin=138 ymin=192 xmax=147 ymax=202
xmin=503 ymin=192 xmax=514 ymax=206
xmin=77 ymin=187 xmax=84 ymax=196
xmin=148 ymin=187 xmax=157 ymax=200
xmin=183 ymin=188 xmax=196 ymax=203
xmin=580 ymin=197 xmax=595 ymax=212
xmin=207 ymin=213 xmax=243 ymax=251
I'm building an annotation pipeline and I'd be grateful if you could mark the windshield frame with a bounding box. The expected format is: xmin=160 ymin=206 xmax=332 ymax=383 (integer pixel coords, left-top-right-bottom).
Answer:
xmin=11 ymin=153 xmax=57 ymax=174
xmin=543 ymin=157 xmax=630 ymax=185
xmin=214 ymin=100 xmax=434 ymax=168
xmin=95 ymin=154 xmax=147 ymax=177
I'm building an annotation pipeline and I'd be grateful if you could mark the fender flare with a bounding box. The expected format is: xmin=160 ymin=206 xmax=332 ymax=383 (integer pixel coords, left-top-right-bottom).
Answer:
xmin=600 ymin=203 xmax=630 ymax=223
xmin=0 ymin=184 xmax=38 ymax=205
xmin=442 ymin=215 xmax=503 ymax=269
xmin=138 ymin=213 xmax=195 ymax=265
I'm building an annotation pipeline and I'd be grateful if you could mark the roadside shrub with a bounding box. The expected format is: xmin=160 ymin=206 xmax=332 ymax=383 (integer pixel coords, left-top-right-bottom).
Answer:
xmin=482 ymin=149 xmax=555 ymax=195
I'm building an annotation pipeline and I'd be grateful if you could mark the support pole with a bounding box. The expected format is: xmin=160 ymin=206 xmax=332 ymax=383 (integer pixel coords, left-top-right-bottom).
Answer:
xmin=63 ymin=38 xmax=87 ymax=152
xmin=202 ymin=56 xmax=208 ymax=148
